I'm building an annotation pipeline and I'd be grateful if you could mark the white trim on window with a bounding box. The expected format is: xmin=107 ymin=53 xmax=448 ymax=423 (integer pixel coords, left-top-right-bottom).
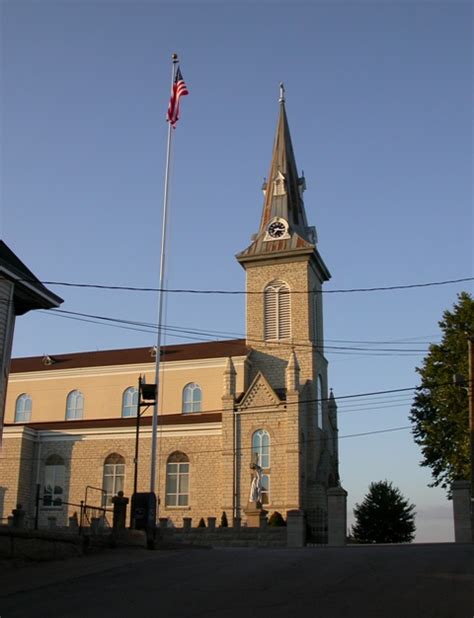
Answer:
xmin=102 ymin=453 xmax=125 ymax=506
xmin=66 ymin=390 xmax=84 ymax=420
xmin=166 ymin=452 xmax=190 ymax=507
xmin=43 ymin=455 xmax=65 ymax=508
xmin=15 ymin=393 xmax=32 ymax=423
xmin=122 ymin=387 xmax=138 ymax=417
xmin=182 ymin=383 xmax=202 ymax=413
xmin=264 ymin=280 xmax=291 ymax=340
xmin=252 ymin=429 xmax=271 ymax=504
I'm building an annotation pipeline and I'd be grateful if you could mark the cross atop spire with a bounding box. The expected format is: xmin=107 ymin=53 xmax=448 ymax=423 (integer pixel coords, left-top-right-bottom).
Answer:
xmin=279 ymin=82 xmax=285 ymax=104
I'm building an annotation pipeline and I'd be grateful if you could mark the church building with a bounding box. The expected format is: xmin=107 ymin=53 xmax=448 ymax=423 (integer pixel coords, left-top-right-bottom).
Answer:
xmin=0 ymin=92 xmax=340 ymax=540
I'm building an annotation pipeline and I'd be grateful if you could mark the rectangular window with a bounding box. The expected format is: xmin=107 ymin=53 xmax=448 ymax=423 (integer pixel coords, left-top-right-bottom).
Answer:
xmin=103 ymin=463 xmax=125 ymax=505
xmin=166 ymin=462 xmax=189 ymax=506
xmin=43 ymin=465 xmax=65 ymax=507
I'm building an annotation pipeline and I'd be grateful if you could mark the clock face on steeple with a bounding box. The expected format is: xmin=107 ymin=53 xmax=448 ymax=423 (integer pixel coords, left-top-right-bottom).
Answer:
xmin=265 ymin=217 xmax=290 ymax=241
xmin=268 ymin=221 xmax=286 ymax=238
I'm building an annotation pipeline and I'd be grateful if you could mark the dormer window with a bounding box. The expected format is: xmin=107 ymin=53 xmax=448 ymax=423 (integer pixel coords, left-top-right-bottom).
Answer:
xmin=273 ymin=171 xmax=286 ymax=196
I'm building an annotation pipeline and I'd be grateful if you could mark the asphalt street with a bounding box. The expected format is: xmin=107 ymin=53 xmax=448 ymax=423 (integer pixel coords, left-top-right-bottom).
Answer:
xmin=0 ymin=543 xmax=472 ymax=618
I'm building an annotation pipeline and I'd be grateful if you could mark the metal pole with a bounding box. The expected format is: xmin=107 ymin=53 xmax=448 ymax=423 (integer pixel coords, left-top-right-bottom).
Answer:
xmin=34 ymin=483 xmax=40 ymax=530
xmin=468 ymin=337 xmax=474 ymax=541
xmin=150 ymin=54 xmax=179 ymax=499
xmin=133 ymin=376 xmax=142 ymax=497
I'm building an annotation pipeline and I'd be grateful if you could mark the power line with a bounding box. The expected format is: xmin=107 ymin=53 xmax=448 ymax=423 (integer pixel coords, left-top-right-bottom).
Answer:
xmin=0 ymin=424 xmax=412 ymax=462
xmin=42 ymin=308 xmax=430 ymax=357
xmin=6 ymin=382 xmax=459 ymax=424
xmin=30 ymin=275 xmax=474 ymax=294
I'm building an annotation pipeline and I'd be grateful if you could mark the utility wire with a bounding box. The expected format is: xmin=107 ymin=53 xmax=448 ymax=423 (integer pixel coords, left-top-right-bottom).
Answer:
xmin=41 ymin=308 xmax=430 ymax=356
xmin=26 ymin=275 xmax=474 ymax=294
xmin=0 ymin=424 xmax=412 ymax=462
xmin=6 ymin=381 xmax=463 ymax=424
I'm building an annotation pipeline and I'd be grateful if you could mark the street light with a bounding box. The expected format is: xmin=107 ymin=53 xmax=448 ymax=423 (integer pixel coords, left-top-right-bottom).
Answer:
xmin=132 ymin=375 xmax=157 ymax=505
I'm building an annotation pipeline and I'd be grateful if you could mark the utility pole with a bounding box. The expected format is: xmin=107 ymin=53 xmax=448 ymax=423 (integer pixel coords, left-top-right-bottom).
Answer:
xmin=468 ymin=336 xmax=474 ymax=541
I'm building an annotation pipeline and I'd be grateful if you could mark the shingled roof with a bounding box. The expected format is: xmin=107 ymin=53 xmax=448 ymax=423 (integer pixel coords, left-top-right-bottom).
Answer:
xmin=10 ymin=338 xmax=250 ymax=373
xmin=0 ymin=241 xmax=63 ymax=315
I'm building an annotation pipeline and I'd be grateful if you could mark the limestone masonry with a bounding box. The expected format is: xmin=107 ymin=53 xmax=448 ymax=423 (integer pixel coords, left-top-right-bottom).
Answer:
xmin=1 ymin=96 xmax=341 ymax=541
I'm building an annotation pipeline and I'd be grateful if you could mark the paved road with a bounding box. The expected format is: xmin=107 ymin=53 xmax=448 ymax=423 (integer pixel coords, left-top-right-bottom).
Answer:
xmin=1 ymin=543 xmax=472 ymax=617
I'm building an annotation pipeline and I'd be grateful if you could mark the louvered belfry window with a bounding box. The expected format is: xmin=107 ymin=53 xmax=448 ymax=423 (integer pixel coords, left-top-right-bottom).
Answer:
xmin=264 ymin=280 xmax=291 ymax=340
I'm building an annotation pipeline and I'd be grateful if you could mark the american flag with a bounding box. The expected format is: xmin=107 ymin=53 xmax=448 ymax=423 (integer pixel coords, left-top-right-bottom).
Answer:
xmin=167 ymin=66 xmax=189 ymax=128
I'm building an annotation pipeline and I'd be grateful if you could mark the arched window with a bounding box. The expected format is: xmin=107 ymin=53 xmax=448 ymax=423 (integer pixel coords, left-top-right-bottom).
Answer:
xmin=15 ymin=394 xmax=32 ymax=423
xmin=182 ymin=383 xmax=202 ymax=413
xmin=103 ymin=453 xmax=125 ymax=505
xmin=264 ymin=280 xmax=291 ymax=340
xmin=316 ymin=375 xmax=323 ymax=429
xmin=251 ymin=430 xmax=270 ymax=505
xmin=43 ymin=454 xmax=65 ymax=507
xmin=252 ymin=429 xmax=270 ymax=468
xmin=122 ymin=387 xmax=138 ymax=417
xmin=66 ymin=390 xmax=84 ymax=420
xmin=166 ymin=451 xmax=189 ymax=506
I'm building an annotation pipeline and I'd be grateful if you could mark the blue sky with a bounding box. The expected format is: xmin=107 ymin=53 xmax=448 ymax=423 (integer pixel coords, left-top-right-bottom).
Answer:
xmin=1 ymin=1 xmax=472 ymax=541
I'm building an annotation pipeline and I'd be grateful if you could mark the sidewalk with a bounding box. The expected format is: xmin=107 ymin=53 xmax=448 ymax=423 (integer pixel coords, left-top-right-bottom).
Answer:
xmin=0 ymin=546 xmax=173 ymax=598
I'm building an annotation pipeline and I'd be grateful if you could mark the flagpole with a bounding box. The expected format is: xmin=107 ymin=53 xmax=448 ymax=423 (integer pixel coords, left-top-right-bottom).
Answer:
xmin=150 ymin=53 xmax=179 ymax=500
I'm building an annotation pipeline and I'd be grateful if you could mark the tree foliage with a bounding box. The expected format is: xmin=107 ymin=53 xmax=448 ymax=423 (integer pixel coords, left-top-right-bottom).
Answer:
xmin=352 ymin=481 xmax=416 ymax=543
xmin=409 ymin=292 xmax=473 ymax=492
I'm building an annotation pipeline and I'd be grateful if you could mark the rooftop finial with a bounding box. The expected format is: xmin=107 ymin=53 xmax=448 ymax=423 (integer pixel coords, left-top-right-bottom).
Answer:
xmin=279 ymin=82 xmax=285 ymax=104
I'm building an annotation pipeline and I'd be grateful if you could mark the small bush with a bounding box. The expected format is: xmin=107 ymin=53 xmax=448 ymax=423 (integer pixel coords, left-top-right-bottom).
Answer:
xmin=268 ymin=511 xmax=286 ymax=527
xmin=220 ymin=511 xmax=228 ymax=527
xmin=197 ymin=517 xmax=206 ymax=528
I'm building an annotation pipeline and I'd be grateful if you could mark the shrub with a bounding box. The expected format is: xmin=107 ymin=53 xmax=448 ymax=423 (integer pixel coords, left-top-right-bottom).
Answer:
xmin=220 ymin=511 xmax=228 ymax=527
xmin=197 ymin=517 xmax=206 ymax=528
xmin=268 ymin=511 xmax=286 ymax=527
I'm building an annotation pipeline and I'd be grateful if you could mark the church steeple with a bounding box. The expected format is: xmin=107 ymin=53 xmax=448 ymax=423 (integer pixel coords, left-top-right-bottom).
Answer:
xmin=237 ymin=86 xmax=328 ymax=274
xmin=259 ymin=84 xmax=309 ymax=238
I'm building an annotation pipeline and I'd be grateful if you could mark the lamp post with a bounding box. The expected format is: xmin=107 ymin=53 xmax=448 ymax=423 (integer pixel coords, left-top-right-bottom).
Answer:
xmin=131 ymin=376 xmax=157 ymax=527
xmin=468 ymin=337 xmax=473 ymax=541
xmin=453 ymin=335 xmax=474 ymax=542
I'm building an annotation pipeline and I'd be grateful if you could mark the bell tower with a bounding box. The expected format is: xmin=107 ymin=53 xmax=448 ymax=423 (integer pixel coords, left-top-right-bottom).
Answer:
xmin=236 ymin=85 xmax=330 ymax=387
xmin=236 ymin=87 xmax=339 ymax=538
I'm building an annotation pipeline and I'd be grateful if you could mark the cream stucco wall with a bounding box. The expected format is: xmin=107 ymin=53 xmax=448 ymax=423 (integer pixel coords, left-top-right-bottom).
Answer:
xmin=4 ymin=356 xmax=248 ymax=424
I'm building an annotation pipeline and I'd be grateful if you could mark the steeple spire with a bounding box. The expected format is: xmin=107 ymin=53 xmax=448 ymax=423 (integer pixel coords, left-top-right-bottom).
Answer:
xmin=237 ymin=87 xmax=330 ymax=283
xmin=258 ymin=86 xmax=309 ymax=238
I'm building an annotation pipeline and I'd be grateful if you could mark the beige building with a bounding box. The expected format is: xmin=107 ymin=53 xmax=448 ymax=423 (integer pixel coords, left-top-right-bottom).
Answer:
xmin=0 ymin=95 xmax=340 ymax=540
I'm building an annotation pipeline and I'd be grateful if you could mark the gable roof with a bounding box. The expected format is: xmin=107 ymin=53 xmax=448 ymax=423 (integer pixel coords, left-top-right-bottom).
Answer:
xmin=238 ymin=370 xmax=284 ymax=410
xmin=0 ymin=241 xmax=63 ymax=315
xmin=10 ymin=338 xmax=250 ymax=373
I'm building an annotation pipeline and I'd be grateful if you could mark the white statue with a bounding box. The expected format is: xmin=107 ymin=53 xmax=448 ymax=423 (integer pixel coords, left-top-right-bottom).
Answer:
xmin=249 ymin=462 xmax=263 ymax=504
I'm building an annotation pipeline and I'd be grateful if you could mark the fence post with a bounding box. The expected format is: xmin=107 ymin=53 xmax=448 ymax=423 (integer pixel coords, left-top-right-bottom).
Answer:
xmin=79 ymin=500 xmax=84 ymax=535
xmin=34 ymin=484 xmax=40 ymax=530
xmin=452 ymin=480 xmax=472 ymax=543
xmin=327 ymin=485 xmax=348 ymax=546
xmin=286 ymin=510 xmax=305 ymax=547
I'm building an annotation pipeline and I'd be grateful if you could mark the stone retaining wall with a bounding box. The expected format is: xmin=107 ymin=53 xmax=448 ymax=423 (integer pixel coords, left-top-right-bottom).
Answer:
xmin=163 ymin=527 xmax=287 ymax=548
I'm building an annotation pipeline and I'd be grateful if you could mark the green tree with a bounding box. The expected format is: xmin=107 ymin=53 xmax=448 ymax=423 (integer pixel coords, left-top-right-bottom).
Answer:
xmin=352 ymin=481 xmax=416 ymax=543
xmin=409 ymin=292 xmax=473 ymax=492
